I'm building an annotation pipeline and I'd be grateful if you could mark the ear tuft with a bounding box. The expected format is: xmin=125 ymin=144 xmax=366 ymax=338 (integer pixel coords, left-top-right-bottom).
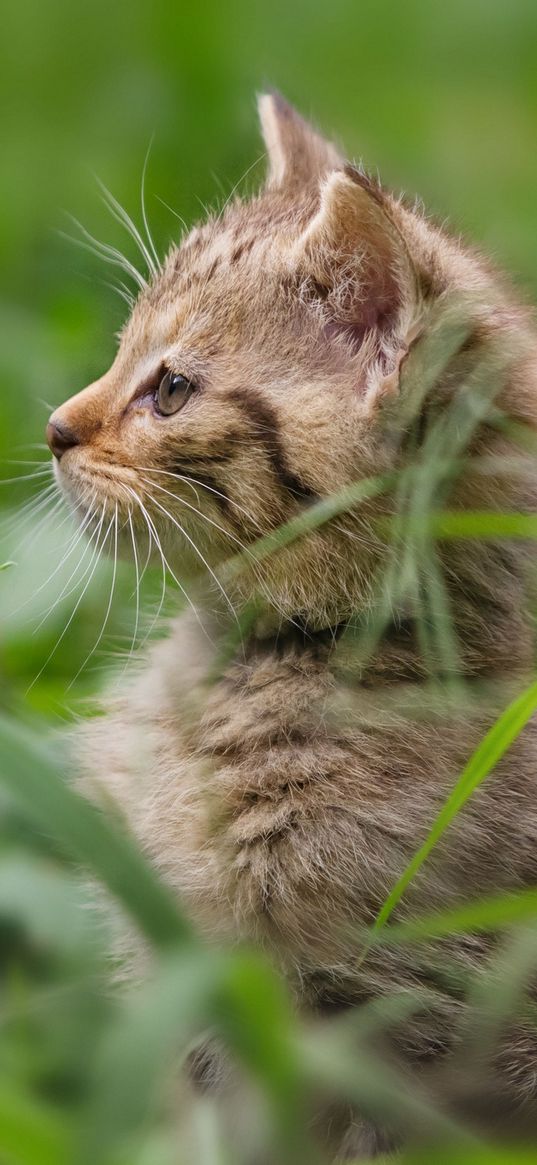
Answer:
xmin=257 ymin=91 xmax=342 ymax=190
xmin=302 ymin=170 xmax=397 ymax=260
xmin=289 ymin=168 xmax=419 ymax=368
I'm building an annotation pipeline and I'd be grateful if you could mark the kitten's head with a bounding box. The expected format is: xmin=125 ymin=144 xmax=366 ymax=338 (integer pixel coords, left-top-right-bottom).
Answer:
xmin=47 ymin=94 xmax=522 ymax=626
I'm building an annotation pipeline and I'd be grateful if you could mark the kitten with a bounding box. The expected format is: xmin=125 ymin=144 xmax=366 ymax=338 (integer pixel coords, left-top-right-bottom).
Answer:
xmin=47 ymin=94 xmax=537 ymax=1158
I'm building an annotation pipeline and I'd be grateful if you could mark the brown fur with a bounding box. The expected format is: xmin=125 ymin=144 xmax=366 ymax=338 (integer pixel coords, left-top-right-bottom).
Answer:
xmin=49 ymin=95 xmax=537 ymax=1157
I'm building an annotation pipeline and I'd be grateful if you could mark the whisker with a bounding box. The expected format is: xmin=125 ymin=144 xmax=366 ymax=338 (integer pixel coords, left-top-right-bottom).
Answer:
xmin=142 ymin=476 xmax=286 ymax=633
xmin=3 ymin=478 xmax=57 ymax=514
xmin=0 ymin=466 xmax=53 ymax=484
xmin=216 ymin=152 xmax=267 ymax=221
xmin=2 ymin=459 xmax=51 ymax=468
xmin=1 ymin=490 xmax=57 ymax=537
xmin=2 ymin=510 xmax=63 ymax=576
xmin=133 ymin=465 xmax=261 ymax=529
xmin=126 ymin=485 xmax=213 ymax=645
xmin=37 ymin=503 xmax=82 ymax=555
xmin=31 ymin=502 xmax=105 ymax=631
xmin=126 ymin=506 xmax=141 ymax=663
xmin=154 ymin=195 xmax=189 ymax=236
xmin=137 ymin=510 xmax=154 ymax=587
xmin=15 ymin=441 xmax=52 ymax=450
xmin=128 ymin=472 xmax=281 ymax=626
xmin=26 ymin=511 xmax=115 ymax=694
xmin=131 ymin=464 xmax=202 ymax=502
xmin=145 ymin=489 xmax=241 ymax=632
xmin=123 ymin=485 xmax=173 ymax=645
xmin=140 ymin=475 xmax=252 ymax=556
xmin=103 ymin=280 xmax=136 ymax=310
xmin=10 ymin=505 xmax=93 ymax=618
xmin=126 ymin=484 xmax=166 ymax=647
xmin=59 ymin=217 xmax=147 ymax=291
xmin=140 ymin=136 xmax=161 ymax=272
xmin=3 ymin=488 xmax=61 ymax=552
xmin=96 ymin=177 xmax=159 ymax=279
xmin=68 ymin=503 xmax=120 ymax=689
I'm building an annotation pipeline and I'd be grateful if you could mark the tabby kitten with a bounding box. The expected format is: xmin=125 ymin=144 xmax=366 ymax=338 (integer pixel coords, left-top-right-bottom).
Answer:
xmin=47 ymin=94 xmax=537 ymax=1158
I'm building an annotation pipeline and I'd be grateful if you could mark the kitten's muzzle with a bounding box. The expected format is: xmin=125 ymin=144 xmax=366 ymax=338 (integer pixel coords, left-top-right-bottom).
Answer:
xmin=46 ymin=416 xmax=80 ymax=460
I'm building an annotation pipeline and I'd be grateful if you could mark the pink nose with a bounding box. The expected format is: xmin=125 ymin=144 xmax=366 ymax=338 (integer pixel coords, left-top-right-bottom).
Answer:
xmin=46 ymin=417 xmax=80 ymax=460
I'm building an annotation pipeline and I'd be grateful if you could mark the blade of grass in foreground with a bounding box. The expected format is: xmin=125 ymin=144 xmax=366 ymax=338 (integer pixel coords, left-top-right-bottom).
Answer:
xmin=372 ymin=677 xmax=537 ymax=933
xmin=0 ymin=714 xmax=195 ymax=951
xmin=372 ymin=886 xmax=537 ymax=945
xmin=394 ymin=510 xmax=537 ymax=541
xmin=399 ymin=1147 xmax=537 ymax=1165
xmin=222 ymin=472 xmax=391 ymax=580
xmin=81 ymin=950 xmax=227 ymax=1165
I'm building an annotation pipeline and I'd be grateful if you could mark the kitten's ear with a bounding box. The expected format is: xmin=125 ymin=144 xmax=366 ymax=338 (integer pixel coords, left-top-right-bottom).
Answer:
xmin=258 ymin=92 xmax=342 ymax=189
xmin=291 ymin=167 xmax=419 ymax=358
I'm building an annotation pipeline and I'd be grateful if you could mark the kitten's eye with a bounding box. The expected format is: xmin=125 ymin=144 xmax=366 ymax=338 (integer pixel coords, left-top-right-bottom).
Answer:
xmin=155 ymin=370 xmax=197 ymax=416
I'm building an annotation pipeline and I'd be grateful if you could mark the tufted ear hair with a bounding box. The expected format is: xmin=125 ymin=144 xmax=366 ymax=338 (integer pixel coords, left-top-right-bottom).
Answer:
xmin=289 ymin=166 xmax=419 ymax=355
xmin=257 ymin=91 xmax=343 ymax=190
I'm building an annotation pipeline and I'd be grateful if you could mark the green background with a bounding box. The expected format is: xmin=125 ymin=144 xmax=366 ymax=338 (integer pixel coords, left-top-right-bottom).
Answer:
xmin=2 ymin=0 xmax=537 ymax=709
xmin=1 ymin=8 xmax=537 ymax=1162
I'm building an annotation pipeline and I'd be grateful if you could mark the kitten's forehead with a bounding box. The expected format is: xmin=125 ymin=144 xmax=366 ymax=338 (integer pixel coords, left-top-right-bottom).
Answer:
xmin=168 ymin=196 xmax=294 ymax=291
xmin=122 ymin=193 xmax=307 ymax=358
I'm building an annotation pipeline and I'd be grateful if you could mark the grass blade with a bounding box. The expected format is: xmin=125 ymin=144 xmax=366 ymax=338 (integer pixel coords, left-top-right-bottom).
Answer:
xmin=373 ymin=677 xmax=537 ymax=932
xmin=0 ymin=714 xmax=195 ymax=951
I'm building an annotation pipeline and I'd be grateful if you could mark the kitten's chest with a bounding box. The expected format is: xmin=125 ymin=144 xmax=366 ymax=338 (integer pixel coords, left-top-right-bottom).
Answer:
xmin=196 ymin=645 xmax=331 ymax=752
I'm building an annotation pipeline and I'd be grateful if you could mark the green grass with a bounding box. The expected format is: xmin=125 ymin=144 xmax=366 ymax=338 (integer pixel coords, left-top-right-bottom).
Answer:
xmin=3 ymin=3 xmax=537 ymax=1159
xmin=371 ymin=677 xmax=537 ymax=934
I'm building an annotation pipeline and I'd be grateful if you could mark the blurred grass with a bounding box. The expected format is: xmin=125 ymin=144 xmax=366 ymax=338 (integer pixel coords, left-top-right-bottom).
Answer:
xmin=2 ymin=2 xmax=537 ymax=1162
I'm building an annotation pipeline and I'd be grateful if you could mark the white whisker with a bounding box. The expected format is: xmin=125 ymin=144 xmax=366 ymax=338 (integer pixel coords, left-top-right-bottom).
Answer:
xmin=2 ymin=485 xmax=57 ymax=534
xmin=68 ymin=503 xmax=119 ymax=685
xmin=137 ymin=511 xmax=154 ymax=587
xmin=127 ymin=489 xmax=175 ymax=600
xmin=38 ymin=504 xmax=82 ymax=555
xmin=145 ymin=489 xmax=241 ymax=631
xmin=68 ymin=503 xmax=119 ymax=690
xmin=4 ymin=490 xmax=61 ymax=555
xmin=96 ymin=177 xmax=159 ymax=279
xmin=133 ymin=465 xmax=261 ymax=529
xmin=104 ymin=280 xmax=136 ymax=310
xmin=216 ymin=152 xmax=267 ymax=221
xmin=126 ymin=506 xmax=141 ymax=663
xmin=2 ymin=459 xmax=51 ymax=468
xmin=155 ymin=195 xmax=189 ymax=236
xmin=10 ymin=502 xmax=95 ymax=618
xmin=137 ymin=517 xmax=167 ymax=639
xmin=123 ymin=485 xmax=173 ymax=645
xmin=140 ymin=136 xmax=161 ymax=272
xmin=126 ymin=484 xmax=213 ymax=645
xmin=32 ymin=502 xmax=105 ymax=631
xmin=0 ymin=466 xmax=53 ymax=485
xmin=26 ymin=511 xmax=115 ymax=694
xmin=140 ymin=475 xmax=251 ymax=556
xmin=15 ymin=441 xmax=52 ymax=450
xmin=60 ymin=217 xmax=147 ymax=291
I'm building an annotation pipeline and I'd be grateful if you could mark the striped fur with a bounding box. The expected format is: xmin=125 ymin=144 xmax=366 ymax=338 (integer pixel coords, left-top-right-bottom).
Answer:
xmin=50 ymin=95 xmax=537 ymax=1158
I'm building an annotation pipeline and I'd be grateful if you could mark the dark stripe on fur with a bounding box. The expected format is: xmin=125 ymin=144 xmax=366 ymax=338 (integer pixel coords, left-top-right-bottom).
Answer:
xmin=227 ymin=389 xmax=317 ymax=502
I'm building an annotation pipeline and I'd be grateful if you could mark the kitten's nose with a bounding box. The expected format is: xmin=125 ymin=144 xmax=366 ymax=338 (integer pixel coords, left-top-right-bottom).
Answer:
xmin=46 ymin=416 xmax=80 ymax=460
